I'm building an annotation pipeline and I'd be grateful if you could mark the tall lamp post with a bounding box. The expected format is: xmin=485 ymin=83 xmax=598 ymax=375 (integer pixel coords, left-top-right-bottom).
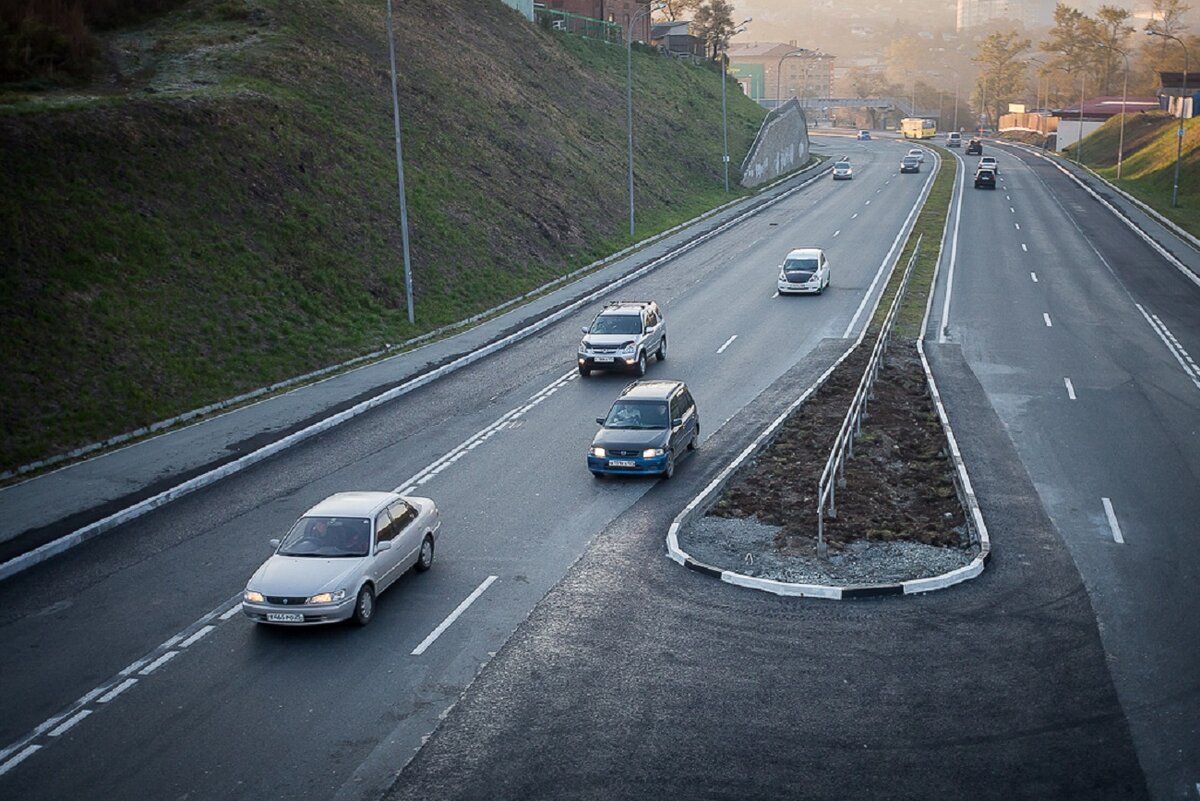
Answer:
xmin=775 ymin=47 xmax=812 ymax=108
xmin=720 ymin=18 xmax=752 ymax=193
xmin=1076 ymin=71 xmax=1086 ymax=164
xmin=1097 ymin=43 xmax=1130 ymax=180
xmin=1028 ymin=57 xmax=1047 ymax=114
xmin=625 ymin=2 xmax=664 ymax=238
xmin=385 ymin=0 xmax=414 ymax=324
xmin=1146 ymin=29 xmax=1190 ymax=207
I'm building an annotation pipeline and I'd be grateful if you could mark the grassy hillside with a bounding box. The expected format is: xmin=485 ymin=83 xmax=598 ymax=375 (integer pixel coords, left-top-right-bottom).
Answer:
xmin=1067 ymin=110 xmax=1200 ymax=234
xmin=0 ymin=0 xmax=766 ymax=473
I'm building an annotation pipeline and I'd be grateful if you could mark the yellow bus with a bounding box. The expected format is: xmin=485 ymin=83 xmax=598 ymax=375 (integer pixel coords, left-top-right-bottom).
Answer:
xmin=901 ymin=118 xmax=937 ymax=139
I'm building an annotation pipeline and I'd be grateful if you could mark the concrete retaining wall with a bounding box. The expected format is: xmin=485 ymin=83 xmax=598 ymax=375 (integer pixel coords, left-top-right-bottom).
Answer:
xmin=740 ymin=98 xmax=810 ymax=188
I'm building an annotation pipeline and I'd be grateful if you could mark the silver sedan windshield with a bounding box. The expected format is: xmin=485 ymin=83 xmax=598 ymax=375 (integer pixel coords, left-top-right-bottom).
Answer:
xmin=278 ymin=516 xmax=371 ymax=558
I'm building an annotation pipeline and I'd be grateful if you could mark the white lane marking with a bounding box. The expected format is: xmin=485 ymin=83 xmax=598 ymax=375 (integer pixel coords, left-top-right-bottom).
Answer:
xmin=219 ymin=605 xmax=242 ymax=621
xmin=97 ymin=678 xmax=137 ymax=704
xmin=0 ymin=745 xmax=41 ymax=776
xmin=938 ymin=152 xmax=967 ymax=344
xmin=1010 ymin=207 xmax=1015 ymax=213
xmin=180 ymin=625 xmax=214 ymax=648
xmin=1102 ymin=498 xmax=1125 ymax=544
xmin=412 ymin=576 xmax=498 ymax=656
xmin=1006 ymin=195 xmax=1011 ymax=200
xmin=1136 ymin=304 xmax=1200 ymax=391
xmin=1021 ymin=243 xmax=1028 ymax=252
xmin=1064 ymin=378 xmax=1076 ymax=400
xmin=717 ymin=335 xmax=738 ymax=354
xmin=120 ymin=659 xmax=147 ymax=676
xmin=1031 ymin=272 xmax=1038 ymax=282
xmin=161 ymin=634 xmax=182 ymax=649
xmin=48 ymin=710 xmax=91 ymax=737
xmin=865 ymin=199 xmax=871 ymax=205
xmin=851 ymin=212 xmax=858 ymax=219
xmin=833 ymin=229 xmax=841 ymax=237
xmin=1043 ymin=313 xmax=1053 ymax=327
xmin=139 ymin=651 xmax=178 ymax=676
xmin=1014 ymin=222 xmax=1021 ymax=230
xmin=771 ymin=290 xmax=779 ymax=298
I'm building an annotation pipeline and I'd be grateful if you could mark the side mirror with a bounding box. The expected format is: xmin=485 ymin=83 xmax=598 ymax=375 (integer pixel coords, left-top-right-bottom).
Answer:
xmin=580 ymin=326 xmax=589 ymax=335
xmin=596 ymin=417 xmax=606 ymax=425
xmin=269 ymin=538 xmax=281 ymax=549
xmin=375 ymin=540 xmax=393 ymax=553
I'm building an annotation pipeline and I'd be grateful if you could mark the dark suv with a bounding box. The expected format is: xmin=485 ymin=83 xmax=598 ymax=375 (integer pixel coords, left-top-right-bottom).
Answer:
xmin=974 ymin=167 xmax=996 ymax=189
xmin=577 ymin=300 xmax=666 ymax=377
xmin=966 ymin=138 xmax=983 ymax=155
xmin=588 ymin=380 xmax=699 ymax=479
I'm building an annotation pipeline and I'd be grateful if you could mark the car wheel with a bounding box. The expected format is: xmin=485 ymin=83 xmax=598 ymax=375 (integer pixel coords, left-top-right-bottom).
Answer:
xmin=662 ymin=451 xmax=675 ymax=479
xmin=634 ymin=352 xmax=647 ymax=377
xmin=656 ymin=337 xmax=667 ymax=362
xmin=415 ymin=534 xmax=434 ymax=572
xmin=578 ymin=365 xmax=590 ymax=377
xmin=352 ymin=585 xmax=375 ymax=627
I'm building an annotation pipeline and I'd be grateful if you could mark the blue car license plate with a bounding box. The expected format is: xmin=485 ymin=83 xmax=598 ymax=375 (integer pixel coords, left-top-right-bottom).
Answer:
xmin=608 ymin=459 xmax=636 ymax=468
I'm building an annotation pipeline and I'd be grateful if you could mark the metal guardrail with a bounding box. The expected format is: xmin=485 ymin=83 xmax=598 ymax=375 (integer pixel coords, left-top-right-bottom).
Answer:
xmin=815 ymin=235 xmax=923 ymax=555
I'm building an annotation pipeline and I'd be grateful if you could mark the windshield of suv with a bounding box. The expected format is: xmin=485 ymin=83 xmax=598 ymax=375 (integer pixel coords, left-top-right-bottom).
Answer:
xmin=277 ymin=516 xmax=371 ymax=557
xmin=589 ymin=314 xmax=641 ymax=335
xmin=834 ymin=162 xmax=850 ymax=169
xmin=603 ymin=401 xmax=669 ymax=430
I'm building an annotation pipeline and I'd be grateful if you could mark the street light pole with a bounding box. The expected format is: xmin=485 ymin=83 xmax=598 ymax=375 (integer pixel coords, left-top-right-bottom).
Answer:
xmin=626 ymin=3 xmax=663 ymax=239
xmin=385 ymin=0 xmax=414 ymax=325
xmin=1146 ymin=29 xmax=1189 ymax=207
xmin=775 ymin=48 xmax=812 ymax=108
xmin=1097 ymin=44 xmax=1130 ymax=180
xmin=1077 ymin=71 xmax=1085 ymax=164
xmin=720 ymin=19 xmax=751 ymax=193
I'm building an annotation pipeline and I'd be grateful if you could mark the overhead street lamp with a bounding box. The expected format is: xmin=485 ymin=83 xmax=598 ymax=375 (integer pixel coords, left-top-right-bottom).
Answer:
xmin=1028 ymin=57 xmax=1047 ymax=115
xmin=720 ymin=18 xmax=751 ymax=193
xmin=625 ymin=2 xmax=665 ymax=238
xmin=1146 ymin=29 xmax=1190 ymax=207
xmin=775 ymin=48 xmax=813 ymax=108
xmin=1096 ymin=43 xmax=1130 ymax=180
xmin=385 ymin=0 xmax=415 ymax=324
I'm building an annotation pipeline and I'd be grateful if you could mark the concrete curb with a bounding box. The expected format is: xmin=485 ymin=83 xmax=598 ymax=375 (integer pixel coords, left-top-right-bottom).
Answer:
xmin=666 ymin=149 xmax=991 ymax=599
xmin=0 ymin=163 xmax=833 ymax=583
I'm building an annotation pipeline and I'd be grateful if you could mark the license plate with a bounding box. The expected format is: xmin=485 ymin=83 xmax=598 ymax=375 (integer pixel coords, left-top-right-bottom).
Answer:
xmin=594 ymin=356 xmax=614 ymax=363
xmin=267 ymin=612 xmax=304 ymax=623
xmin=608 ymin=459 xmax=636 ymax=467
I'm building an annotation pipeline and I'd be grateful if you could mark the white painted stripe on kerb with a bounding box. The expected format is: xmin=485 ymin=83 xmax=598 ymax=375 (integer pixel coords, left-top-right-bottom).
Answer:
xmin=1102 ymin=498 xmax=1125 ymax=543
xmin=98 ymin=678 xmax=138 ymax=703
xmin=1064 ymin=378 xmax=1076 ymax=400
xmin=0 ymin=745 xmax=41 ymax=776
xmin=180 ymin=625 xmax=214 ymax=648
xmin=717 ymin=335 xmax=738 ymax=354
xmin=48 ymin=710 xmax=91 ymax=737
xmin=139 ymin=651 xmax=178 ymax=675
xmin=412 ymin=576 xmax=498 ymax=656
xmin=1044 ymin=313 xmax=1053 ymax=327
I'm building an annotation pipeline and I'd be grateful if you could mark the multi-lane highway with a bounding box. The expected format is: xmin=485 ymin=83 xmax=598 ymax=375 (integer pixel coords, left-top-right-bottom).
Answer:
xmin=2 ymin=133 xmax=1195 ymax=800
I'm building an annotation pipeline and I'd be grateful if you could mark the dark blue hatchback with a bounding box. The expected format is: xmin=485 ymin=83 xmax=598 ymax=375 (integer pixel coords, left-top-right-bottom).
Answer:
xmin=588 ymin=380 xmax=699 ymax=479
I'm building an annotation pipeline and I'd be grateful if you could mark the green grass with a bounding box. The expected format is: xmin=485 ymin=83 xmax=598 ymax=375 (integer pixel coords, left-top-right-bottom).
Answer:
xmin=0 ymin=0 xmax=768 ymax=472
xmin=1065 ymin=111 xmax=1200 ymax=236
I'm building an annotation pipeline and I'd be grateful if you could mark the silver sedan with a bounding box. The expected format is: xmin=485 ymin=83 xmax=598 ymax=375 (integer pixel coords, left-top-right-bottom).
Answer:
xmin=242 ymin=491 xmax=439 ymax=627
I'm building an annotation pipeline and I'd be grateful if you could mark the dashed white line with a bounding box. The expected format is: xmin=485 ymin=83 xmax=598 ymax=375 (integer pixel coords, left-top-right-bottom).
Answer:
xmin=0 ymin=745 xmax=41 ymax=776
xmin=865 ymin=199 xmax=871 ymax=205
xmin=412 ymin=576 xmax=498 ymax=656
xmin=1010 ymin=207 xmax=1015 ymax=213
xmin=1043 ymin=313 xmax=1053 ymax=327
xmin=851 ymin=212 xmax=858 ymax=219
xmin=48 ymin=710 xmax=91 ymax=738
xmin=1014 ymin=222 xmax=1021 ymax=230
xmin=1021 ymin=243 xmax=1028 ymax=252
xmin=1031 ymin=272 xmax=1038 ymax=282
xmin=219 ymin=605 xmax=242 ymax=621
xmin=1136 ymin=303 xmax=1200 ymax=390
xmin=1102 ymin=498 xmax=1125 ymax=544
xmin=833 ymin=229 xmax=841 ymax=237
xmin=1064 ymin=378 xmax=1076 ymax=400
xmin=771 ymin=290 xmax=779 ymax=298
xmin=717 ymin=335 xmax=738 ymax=354
xmin=180 ymin=625 xmax=214 ymax=648
xmin=139 ymin=651 xmax=178 ymax=676
xmin=98 ymin=678 xmax=138 ymax=704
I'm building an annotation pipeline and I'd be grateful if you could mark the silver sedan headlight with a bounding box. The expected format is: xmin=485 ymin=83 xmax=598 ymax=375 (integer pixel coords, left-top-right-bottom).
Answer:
xmin=244 ymin=590 xmax=264 ymax=603
xmin=307 ymin=589 xmax=347 ymax=605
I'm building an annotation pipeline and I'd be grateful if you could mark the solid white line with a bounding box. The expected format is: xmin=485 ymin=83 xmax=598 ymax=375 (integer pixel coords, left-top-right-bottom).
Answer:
xmin=412 ymin=576 xmax=498 ymax=656
xmin=0 ymin=745 xmax=40 ymax=776
xmin=938 ymin=153 xmax=967 ymax=344
xmin=180 ymin=625 xmax=214 ymax=648
xmin=1044 ymin=313 xmax=1053 ymax=327
xmin=716 ymin=335 xmax=738 ymax=354
xmin=1136 ymin=304 xmax=1200 ymax=389
xmin=1102 ymin=497 xmax=1125 ymax=544
xmin=48 ymin=710 xmax=91 ymax=737
xmin=1031 ymin=272 xmax=1038 ymax=282
xmin=139 ymin=651 xmax=178 ymax=675
xmin=1064 ymin=378 xmax=1076 ymax=400
xmin=98 ymin=678 xmax=138 ymax=703
xmin=1021 ymin=243 xmax=1028 ymax=252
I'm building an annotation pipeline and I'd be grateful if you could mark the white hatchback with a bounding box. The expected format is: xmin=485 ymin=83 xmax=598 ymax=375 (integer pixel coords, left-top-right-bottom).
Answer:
xmin=777 ymin=248 xmax=830 ymax=295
